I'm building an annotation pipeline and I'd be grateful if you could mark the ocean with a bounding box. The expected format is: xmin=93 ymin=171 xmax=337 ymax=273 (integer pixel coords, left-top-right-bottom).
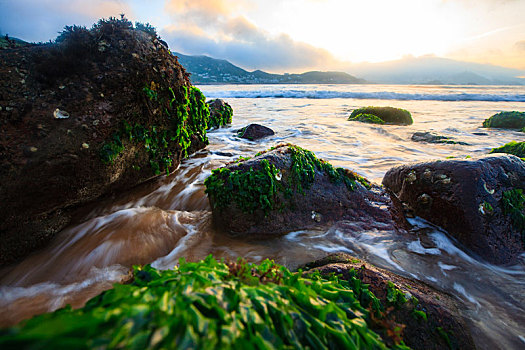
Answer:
xmin=1 ymin=84 xmax=524 ymax=348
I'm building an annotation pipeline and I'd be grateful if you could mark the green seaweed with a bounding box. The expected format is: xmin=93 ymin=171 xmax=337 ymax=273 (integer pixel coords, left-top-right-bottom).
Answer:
xmin=482 ymin=111 xmax=525 ymax=129
xmin=386 ymin=281 xmax=408 ymax=309
xmin=348 ymin=113 xmax=386 ymax=125
xmin=204 ymin=145 xmax=371 ymax=214
xmin=348 ymin=107 xmax=413 ymax=126
xmin=0 ymin=256 xmax=409 ymax=350
xmin=501 ymin=189 xmax=525 ymax=245
xmin=490 ymin=141 xmax=525 ymax=159
xmin=208 ymin=101 xmax=233 ymax=129
xmin=100 ymin=85 xmax=209 ymax=175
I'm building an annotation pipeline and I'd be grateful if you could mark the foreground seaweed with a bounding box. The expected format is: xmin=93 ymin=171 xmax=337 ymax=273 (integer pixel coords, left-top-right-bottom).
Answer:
xmin=0 ymin=256 xmax=409 ymax=349
xmin=490 ymin=141 xmax=525 ymax=159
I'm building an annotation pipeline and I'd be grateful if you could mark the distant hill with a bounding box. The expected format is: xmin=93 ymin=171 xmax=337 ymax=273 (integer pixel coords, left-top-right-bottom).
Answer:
xmin=346 ymin=56 xmax=525 ymax=85
xmin=174 ymin=52 xmax=366 ymax=85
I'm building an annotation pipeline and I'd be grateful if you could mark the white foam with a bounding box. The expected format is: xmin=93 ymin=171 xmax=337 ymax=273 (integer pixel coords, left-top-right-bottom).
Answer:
xmin=407 ymin=239 xmax=441 ymax=255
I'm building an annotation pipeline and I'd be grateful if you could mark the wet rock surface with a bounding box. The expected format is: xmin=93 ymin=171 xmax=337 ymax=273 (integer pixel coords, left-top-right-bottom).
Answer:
xmin=301 ymin=253 xmax=476 ymax=350
xmin=237 ymin=123 xmax=275 ymax=140
xmin=207 ymin=98 xmax=233 ymax=129
xmin=482 ymin=111 xmax=525 ymax=130
xmin=411 ymin=131 xmax=468 ymax=145
xmin=0 ymin=19 xmax=208 ymax=266
xmin=205 ymin=144 xmax=407 ymax=237
xmin=383 ymin=155 xmax=525 ymax=264
xmin=348 ymin=106 xmax=413 ymax=125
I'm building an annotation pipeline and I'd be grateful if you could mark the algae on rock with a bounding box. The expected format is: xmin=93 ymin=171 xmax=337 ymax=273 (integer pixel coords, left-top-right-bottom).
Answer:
xmin=490 ymin=141 xmax=525 ymax=159
xmin=482 ymin=111 xmax=525 ymax=129
xmin=348 ymin=106 xmax=413 ymax=125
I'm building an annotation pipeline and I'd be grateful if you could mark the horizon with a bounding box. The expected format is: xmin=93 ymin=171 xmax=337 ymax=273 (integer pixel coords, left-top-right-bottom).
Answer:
xmin=1 ymin=0 xmax=525 ymax=75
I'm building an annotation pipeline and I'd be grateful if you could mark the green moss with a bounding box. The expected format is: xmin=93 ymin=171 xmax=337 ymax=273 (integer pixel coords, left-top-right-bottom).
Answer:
xmin=208 ymin=101 xmax=233 ymax=129
xmin=0 ymin=256 xmax=409 ymax=349
xmin=386 ymin=281 xmax=408 ymax=308
xmin=348 ymin=107 xmax=413 ymax=126
xmin=436 ymin=327 xmax=453 ymax=349
xmin=501 ymin=189 xmax=525 ymax=245
xmin=482 ymin=111 xmax=525 ymax=129
xmin=204 ymin=145 xmax=371 ymax=214
xmin=100 ymin=85 xmax=209 ymax=175
xmin=348 ymin=113 xmax=386 ymax=125
xmin=490 ymin=141 xmax=525 ymax=158
xmin=412 ymin=310 xmax=428 ymax=322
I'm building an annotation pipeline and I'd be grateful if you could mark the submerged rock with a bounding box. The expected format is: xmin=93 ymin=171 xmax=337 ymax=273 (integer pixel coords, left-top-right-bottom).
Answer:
xmin=482 ymin=111 xmax=525 ymax=129
xmin=302 ymin=253 xmax=476 ymax=350
xmin=237 ymin=123 xmax=275 ymax=140
xmin=490 ymin=141 xmax=525 ymax=158
xmin=0 ymin=18 xmax=210 ymax=266
xmin=348 ymin=106 xmax=413 ymax=125
xmin=382 ymin=155 xmax=525 ymax=264
xmin=205 ymin=144 xmax=406 ymax=237
xmin=411 ymin=132 xmax=468 ymax=145
xmin=207 ymin=98 xmax=233 ymax=129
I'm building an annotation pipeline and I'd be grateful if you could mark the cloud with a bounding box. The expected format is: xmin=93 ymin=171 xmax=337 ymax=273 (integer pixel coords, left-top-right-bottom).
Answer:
xmin=0 ymin=0 xmax=132 ymax=42
xmin=161 ymin=0 xmax=338 ymax=71
xmin=514 ymin=40 xmax=525 ymax=52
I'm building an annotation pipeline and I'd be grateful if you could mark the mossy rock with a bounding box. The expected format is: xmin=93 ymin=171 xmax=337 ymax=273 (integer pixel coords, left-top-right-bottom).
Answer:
xmin=482 ymin=111 xmax=525 ymax=129
xmin=348 ymin=113 xmax=385 ymax=125
xmin=348 ymin=107 xmax=413 ymax=126
xmin=204 ymin=144 xmax=406 ymax=237
xmin=490 ymin=141 xmax=525 ymax=159
xmin=207 ymin=99 xmax=233 ymax=129
xmin=0 ymin=256 xmax=411 ymax=349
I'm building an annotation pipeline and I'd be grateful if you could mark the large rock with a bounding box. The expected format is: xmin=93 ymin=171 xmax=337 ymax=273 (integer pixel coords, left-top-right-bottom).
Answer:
xmin=205 ymin=144 xmax=406 ymax=236
xmin=382 ymin=155 xmax=525 ymax=264
xmin=237 ymin=123 xmax=275 ymax=140
xmin=348 ymin=106 xmax=413 ymax=125
xmin=301 ymin=253 xmax=476 ymax=350
xmin=206 ymin=98 xmax=232 ymax=129
xmin=0 ymin=18 xmax=210 ymax=266
xmin=411 ymin=132 xmax=468 ymax=145
xmin=482 ymin=111 xmax=525 ymax=129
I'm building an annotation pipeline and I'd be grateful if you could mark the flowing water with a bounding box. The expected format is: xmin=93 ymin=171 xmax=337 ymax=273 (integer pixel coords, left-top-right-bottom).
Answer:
xmin=1 ymin=84 xmax=524 ymax=348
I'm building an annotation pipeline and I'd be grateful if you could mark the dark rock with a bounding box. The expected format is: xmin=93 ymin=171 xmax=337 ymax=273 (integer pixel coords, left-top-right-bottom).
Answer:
xmin=301 ymin=253 xmax=476 ymax=350
xmin=237 ymin=123 xmax=275 ymax=140
xmin=205 ymin=144 xmax=407 ymax=237
xmin=207 ymin=99 xmax=233 ymax=129
xmin=0 ymin=18 xmax=209 ymax=266
xmin=348 ymin=106 xmax=413 ymax=125
xmin=472 ymin=132 xmax=488 ymax=136
xmin=482 ymin=111 xmax=525 ymax=129
xmin=411 ymin=132 xmax=469 ymax=145
xmin=382 ymin=155 xmax=525 ymax=264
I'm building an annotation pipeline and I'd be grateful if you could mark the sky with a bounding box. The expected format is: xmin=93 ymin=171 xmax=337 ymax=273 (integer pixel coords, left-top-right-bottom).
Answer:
xmin=1 ymin=0 xmax=524 ymax=73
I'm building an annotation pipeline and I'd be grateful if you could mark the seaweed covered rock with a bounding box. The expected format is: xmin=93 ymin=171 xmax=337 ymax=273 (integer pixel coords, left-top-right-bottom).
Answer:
xmin=205 ymin=144 xmax=406 ymax=237
xmin=237 ymin=123 xmax=275 ymax=140
xmin=383 ymin=155 xmax=525 ymax=264
xmin=349 ymin=106 xmax=413 ymax=125
xmin=0 ymin=17 xmax=210 ymax=266
xmin=0 ymin=256 xmax=411 ymax=349
xmin=207 ymin=98 xmax=233 ymax=129
xmin=411 ymin=132 xmax=468 ymax=145
xmin=482 ymin=111 xmax=525 ymax=129
xmin=302 ymin=253 xmax=475 ymax=350
xmin=490 ymin=141 xmax=525 ymax=158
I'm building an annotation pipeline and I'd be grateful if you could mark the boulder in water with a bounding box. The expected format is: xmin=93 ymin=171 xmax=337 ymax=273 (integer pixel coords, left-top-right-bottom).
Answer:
xmin=490 ymin=141 xmax=525 ymax=158
xmin=301 ymin=253 xmax=476 ymax=350
xmin=348 ymin=106 xmax=413 ymax=125
xmin=237 ymin=123 xmax=275 ymax=140
xmin=382 ymin=155 xmax=525 ymax=264
xmin=207 ymin=99 xmax=233 ymax=129
xmin=205 ymin=144 xmax=406 ymax=237
xmin=0 ymin=18 xmax=210 ymax=266
xmin=411 ymin=132 xmax=468 ymax=145
xmin=482 ymin=111 xmax=525 ymax=129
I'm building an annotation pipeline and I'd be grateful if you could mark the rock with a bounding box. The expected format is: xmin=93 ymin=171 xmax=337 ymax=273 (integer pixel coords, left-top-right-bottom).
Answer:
xmin=347 ymin=113 xmax=385 ymax=125
xmin=490 ymin=141 xmax=525 ymax=158
xmin=0 ymin=18 xmax=210 ymax=266
xmin=205 ymin=144 xmax=406 ymax=237
xmin=236 ymin=123 xmax=275 ymax=140
xmin=301 ymin=253 xmax=476 ymax=350
xmin=207 ymin=99 xmax=232 ymax=129
xmin=348 ymin=106 xmax=413 ymax=125
xmin=382 ymin=155 xmax=525 ymax=264
xmin=482 ymin=111 xmax=525 ymax=129
xmin=411 ymin=132 xmax=468 ymax=145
